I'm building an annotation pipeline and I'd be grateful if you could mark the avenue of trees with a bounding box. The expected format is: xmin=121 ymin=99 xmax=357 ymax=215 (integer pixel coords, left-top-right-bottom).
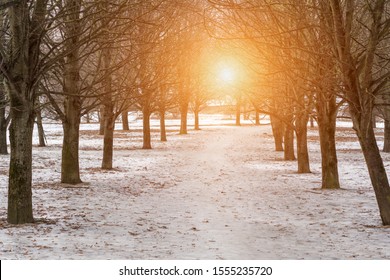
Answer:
xmin=1 ymin=0 xmax=390 ymax=226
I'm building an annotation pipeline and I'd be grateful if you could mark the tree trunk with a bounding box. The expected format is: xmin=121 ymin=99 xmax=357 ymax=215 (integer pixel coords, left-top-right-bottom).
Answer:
xmin=318 ymin=119 xmax=340 ymax=189
xmin=61 ymin=110 xmax=82 ymax=184
xmin=180 ymin=104 xmax=188 ymax=134
xmin=0 ymin=10 xmax=7 ymax=155
xmin=270 ymin=115 xmax=284 ymax=151
xmin=36 ymin=106 xmax=46 ymax=147
xmin=8 ymin=109 xmax=35 ymax=224
xmin=85 ymin=113 xmax=90 ymax=123
xmin=284 ymin=113 xmax=295 ymax=160
xmin=102 ymin=113 xmax=115 ymax=169
xmin=5 ymin=0 xmax=46 ymax=224
xmin=101 ymin=95 xmax=115 ymax=169
xmin=255 ymin=110 xmax=260 ymax=125
xmin=316 ymin=98 xmax=340 ymax=189
xmin=160 ymin=110 xmax=167 ymax=142
xmin=194 ymin=109 xmax=200 ymax=130
xmin=383 ymin=119 xmax=390 ymax=152
xmin=122 ymin=111 xmax=129 ymax=131
xmin=61 ymin=0 xmax=82 ymax=184
xmin=0 ymin=100 xmax=8 ymax=155
xmin=236 ymin=95 xmax=241 ymax=126
xmin=295 ymin=113 xmax=310 ymax=173
xmin=358 ymin=121 xmax=390 ymax=225
xmin=372 ymin=114 xmax=377 ymax=128
xmin=142 ymin=106 xmax=152 ymax=149
xmin=99 ymin=105 xmax=105 ymax=135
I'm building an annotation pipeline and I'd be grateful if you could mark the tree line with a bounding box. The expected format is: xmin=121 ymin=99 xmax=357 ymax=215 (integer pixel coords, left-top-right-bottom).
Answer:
xmin=1 ymin=0 xmax=390 ymax=226
xmin=207 ymin=0 xmax=390 ymax=225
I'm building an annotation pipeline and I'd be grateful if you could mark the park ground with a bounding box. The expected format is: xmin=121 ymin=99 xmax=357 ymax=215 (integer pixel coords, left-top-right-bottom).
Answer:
xmin=1 ymin=115 xmax=390 ymax=259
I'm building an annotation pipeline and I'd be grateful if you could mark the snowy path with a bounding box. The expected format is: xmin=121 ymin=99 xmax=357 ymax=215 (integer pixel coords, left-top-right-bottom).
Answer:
xmin=1 ymin=122 xmax=390 ymax=259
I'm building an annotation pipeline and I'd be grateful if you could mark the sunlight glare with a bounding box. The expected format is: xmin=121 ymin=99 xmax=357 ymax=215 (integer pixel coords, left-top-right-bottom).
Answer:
xmin=219 ymin=66 xmax=236 ymax=84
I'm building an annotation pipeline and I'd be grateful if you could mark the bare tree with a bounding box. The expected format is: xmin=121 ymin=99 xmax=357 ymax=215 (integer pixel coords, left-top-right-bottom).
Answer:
xmin=0 ymin=0 xmax=47 ymax=224
xmin=326 ymin=0 xmax=390 ymax=224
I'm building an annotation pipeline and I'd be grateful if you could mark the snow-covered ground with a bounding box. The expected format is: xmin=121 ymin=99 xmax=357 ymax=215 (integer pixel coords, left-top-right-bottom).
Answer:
xmin=1 ymin=114 xmax=390 ymax=259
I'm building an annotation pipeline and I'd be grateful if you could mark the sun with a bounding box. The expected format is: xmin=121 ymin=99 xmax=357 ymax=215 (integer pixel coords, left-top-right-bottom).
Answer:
xmin=218 ymin=66 xmax=236 ymax=84
xmin=213 ymin=58 xmax=242 ymax=88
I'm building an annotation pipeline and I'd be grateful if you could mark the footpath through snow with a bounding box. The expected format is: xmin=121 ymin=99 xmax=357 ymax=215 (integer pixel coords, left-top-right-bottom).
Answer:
xmin=1 ymin=120 xmax=390 ymax=259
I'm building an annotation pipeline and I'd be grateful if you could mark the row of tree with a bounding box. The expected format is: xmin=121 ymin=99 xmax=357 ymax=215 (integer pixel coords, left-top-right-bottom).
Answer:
xmin=1 ymin=0 xmax=390 ymax=226
xmin=207 ymin=0 xmax=390 ymax=225
xmin=0 ymin=0 xmax=223 ymax=224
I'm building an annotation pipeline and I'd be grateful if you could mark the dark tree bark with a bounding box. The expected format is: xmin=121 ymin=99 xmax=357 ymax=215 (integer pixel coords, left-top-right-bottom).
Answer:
xmin=383 ymin=119 xmax=390 ymax=153
xmin=318 ymin=114 xmax=340 ymax=189
xmin=0 ymin=91 xmax=8 ymax=155
xmin=270 ymin=114 xmax=284 ymax=151
xmin=61 ymin=0 xmax=82 ymax=184
xmin=372 ymin=113 xmax=377 ymax=128
xmin=5 ymin=0 xmax=47 ymax=224
xmin=284 ymin=114 xmax=295 ymax=160
xmin=180 ymin=103 xmax=188 ymax=134
xmin=295 ymin=111 xmax=310 ymax=173
xmin=85 ymin=113 xmax=90 ymax=123
xmin=122 ymin=111 xmax=129 ymax=131
xmin=358 ymin=119 xmax=390 ymax=224
xmin=142 ymin=106 xmax=152 ymax=149
xmin=329 ymin=0 xmax=390 ymax=224
xmin=35 ymin=105 xmax=46 ymax=147
xmin=316 ymin=93 xmax=340 ymax=189
xmin=160 ymin=110 xmax=167 ymax=141
xmin=101 ymin=86 xmax=115 ymax=170
xmin=102 ymin=108 xmax=115 ymax=169
xmin=61 ymin=106 xmax=82 ymax=184
xmin=8 ymin=109 xmax=35 ymax=224
xmin=99 ymin=105 xmax=105 ymax=135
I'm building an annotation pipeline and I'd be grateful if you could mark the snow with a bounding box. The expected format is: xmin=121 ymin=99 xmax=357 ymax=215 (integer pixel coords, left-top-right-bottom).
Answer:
xmin=1 ymin=115 xmax=390 ymax=259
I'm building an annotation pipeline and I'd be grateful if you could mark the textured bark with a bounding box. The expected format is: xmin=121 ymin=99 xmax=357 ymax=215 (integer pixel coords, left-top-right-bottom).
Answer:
xmin=383 ymin=119 xmax=390 ymax=153
xmin=102 ymin=112 xmax=114 ymax=169
xmin=160 ymin=110 xmax=167 ymax=142
xmin=142 ymin=107 xmax=152 ymax=149
xmin=61 ymin=111 xmax=82 ymax=184
xmin=36 ymin=106 xmax=46 ymax=147
xmin=101 ymin=97 xmax=115 ymax=169
xmin=270 ymin=115 xmax=284 ymax=151
xmin=295 ymin=113 xmax=310 ymax=173
xmin=5 ymin=0 xmax=46 ymax=224
xmin=8 ymin=108 xmax=35 ymax=224
xmin=99 ymin=106 xmax=105 ymax=135
xmin=180 ymin=103 xmax=188 ymax=135
xmin=316 ymin=86 xmax=340 ymax=189
xmin=0 ymin=94 xmax=8 ymax=155
xmin=329 ymin=0 xmax=390 ymax=224
xmin=122 ymin=111 xmax=129 ymax=131
xmin=61 ymin=0 xmax=82 ymax=184
xmin=358 ymin=121 xmax=390 ymax=225
xmin=318 ymin=111 xmax=340 ymax=189
xmin=101 ymin=22 xmax=115 ymax=170
xmin=284 ymin=114 xmax=295 ymax=161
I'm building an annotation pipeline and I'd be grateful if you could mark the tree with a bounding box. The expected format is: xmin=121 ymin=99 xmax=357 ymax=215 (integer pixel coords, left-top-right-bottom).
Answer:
xmin=0 ymin=0 xmax=47 ymax=224
xmin=326 ymin=0 xmax=390 ymax=224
